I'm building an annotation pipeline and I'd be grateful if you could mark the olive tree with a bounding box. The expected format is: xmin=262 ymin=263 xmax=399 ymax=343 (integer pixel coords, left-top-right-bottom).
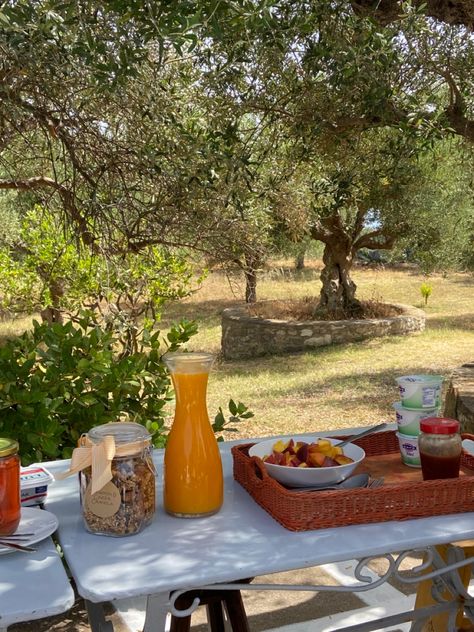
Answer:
xmin=2 ymin=0 xmax=474 ymax=316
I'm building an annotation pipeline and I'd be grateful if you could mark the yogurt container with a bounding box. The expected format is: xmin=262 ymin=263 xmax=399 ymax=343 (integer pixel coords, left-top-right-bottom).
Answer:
xmin=393 ymin=401 xmax=440 ymax=436
xmin=396 ymin=431 xmax=421 ymax=467
xmin=396 ymin=375 xmax=443 ymax=409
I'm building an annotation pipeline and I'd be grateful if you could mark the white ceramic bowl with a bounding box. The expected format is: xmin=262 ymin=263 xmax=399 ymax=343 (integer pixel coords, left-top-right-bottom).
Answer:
xmin=248 ymin=436 xmax=365 ymax=488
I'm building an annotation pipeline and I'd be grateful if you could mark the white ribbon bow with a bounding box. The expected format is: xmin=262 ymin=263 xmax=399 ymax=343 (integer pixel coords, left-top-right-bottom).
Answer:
xmin=56 ymin=435 xmax=116 ymax=495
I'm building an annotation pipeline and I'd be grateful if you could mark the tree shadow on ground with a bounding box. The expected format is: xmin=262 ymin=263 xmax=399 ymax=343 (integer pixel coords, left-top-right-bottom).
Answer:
xmin=256 ymin=366 xmax=443 ymax=403
xmin=9 ymin=592 xmax=126 ymax=632
xmin=189 ymin=590 xmax=366 ymax=631
xmin=427 ymin=313 xmax=474 ymax=331
xmin=449 ymin=275 xmax=474 ymax=286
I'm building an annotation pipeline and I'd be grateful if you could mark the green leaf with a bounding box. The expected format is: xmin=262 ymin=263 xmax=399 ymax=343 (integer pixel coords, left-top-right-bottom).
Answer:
xmin=228 ymin=399 xmax=238 ymax=416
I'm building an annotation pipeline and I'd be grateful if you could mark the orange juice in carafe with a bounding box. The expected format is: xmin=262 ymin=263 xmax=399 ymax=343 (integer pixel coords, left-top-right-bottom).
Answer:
xmin=163 ymin=352 xmax=223 ymax=518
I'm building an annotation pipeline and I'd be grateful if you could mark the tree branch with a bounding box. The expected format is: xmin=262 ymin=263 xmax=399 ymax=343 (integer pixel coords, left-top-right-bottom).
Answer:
xmin=437 ymin=68 xmax=474 ymax=142
xmin=0 ymin=177 xmax=95 ymax=247
xmin=309 ymin=220 xmax=332 ymax=242
xmin=353 ymin=228 xmax=396 ymax=250
xmin=351 ymin=0 xmax=474 ymax=31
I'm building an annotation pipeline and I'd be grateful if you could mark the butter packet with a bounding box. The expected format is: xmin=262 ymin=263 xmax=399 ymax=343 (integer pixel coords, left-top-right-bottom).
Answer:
xmin=20 ymin=465 xmax=54 ymax=506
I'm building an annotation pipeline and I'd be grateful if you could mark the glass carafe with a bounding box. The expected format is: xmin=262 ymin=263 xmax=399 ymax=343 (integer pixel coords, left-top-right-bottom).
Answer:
xmin=163 ymin=352 xmax=223 ymax=518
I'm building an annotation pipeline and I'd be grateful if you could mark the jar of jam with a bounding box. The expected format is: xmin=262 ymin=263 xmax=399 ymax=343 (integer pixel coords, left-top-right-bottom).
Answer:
xmin=419 ymin=417 xmax=462 ymax=481
xmin=0 ymin=438 xmax=21 ymax=536
xmin=79 ymin=422 xmax=156 ymax=537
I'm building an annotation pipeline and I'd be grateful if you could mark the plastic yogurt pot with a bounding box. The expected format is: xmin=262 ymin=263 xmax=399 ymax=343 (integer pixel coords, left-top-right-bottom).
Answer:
xmin=396 ymin=375 xmax=443 ymax=409
xmin=392 ymin=402 xmax=440 ymax=436
xmin=396 ymin=431 xmax=421 ymax=467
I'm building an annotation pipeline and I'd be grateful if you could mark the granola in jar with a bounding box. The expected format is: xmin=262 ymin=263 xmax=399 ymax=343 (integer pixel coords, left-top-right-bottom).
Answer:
xmin=79 ymin=422 xmax=156 ymax=536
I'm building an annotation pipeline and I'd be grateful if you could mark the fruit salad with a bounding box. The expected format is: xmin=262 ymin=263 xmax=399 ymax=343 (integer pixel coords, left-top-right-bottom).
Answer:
xmin=263 ymin=438 xmax=354 ymax=468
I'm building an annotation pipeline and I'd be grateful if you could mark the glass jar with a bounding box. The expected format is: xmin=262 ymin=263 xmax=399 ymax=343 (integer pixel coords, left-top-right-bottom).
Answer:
xmin=0 ymin=438 xmax=21 ymax=536
xmin=419 ymin=417 xmax=462 ymax=481
xmin=163 ymin=352 xmax=223 ymax=518
xmin=79 ymin=422 xmax=156 ymax=536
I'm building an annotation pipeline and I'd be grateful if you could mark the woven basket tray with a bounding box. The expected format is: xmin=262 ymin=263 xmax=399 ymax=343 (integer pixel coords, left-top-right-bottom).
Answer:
xmin=232 ymin=430 xmax=474 ymax=531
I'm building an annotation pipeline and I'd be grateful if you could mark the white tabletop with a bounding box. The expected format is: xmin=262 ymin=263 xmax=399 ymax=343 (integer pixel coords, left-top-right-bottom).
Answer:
xmin=0 ymin=534 xmax=75 ymax=628
xmin=44 ymin=432 xmax=474 ymax=605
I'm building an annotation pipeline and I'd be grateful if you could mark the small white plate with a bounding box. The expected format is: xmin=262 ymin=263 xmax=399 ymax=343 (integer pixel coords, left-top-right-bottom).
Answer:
xmin=0 ymin=507 xmax=58 ymax=555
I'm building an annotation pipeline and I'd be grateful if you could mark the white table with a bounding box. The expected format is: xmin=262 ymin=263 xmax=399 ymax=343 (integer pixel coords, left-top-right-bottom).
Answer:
xmin=43 ymin=432 xmax=474 ymax=632
xmin=0 ymin=534 xmax=75 ymax=631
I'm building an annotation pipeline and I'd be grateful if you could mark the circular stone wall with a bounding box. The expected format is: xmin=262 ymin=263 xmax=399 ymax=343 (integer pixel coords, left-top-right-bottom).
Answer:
xmin=221 ymin=302 xmax=425 ymax=360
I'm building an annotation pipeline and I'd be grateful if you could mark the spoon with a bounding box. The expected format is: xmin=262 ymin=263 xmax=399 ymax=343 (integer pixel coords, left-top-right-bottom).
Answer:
xmin=290 ymin=472 xmax=370 ymax=492
xmin=336 ymin=422 xmax=388 ymax=448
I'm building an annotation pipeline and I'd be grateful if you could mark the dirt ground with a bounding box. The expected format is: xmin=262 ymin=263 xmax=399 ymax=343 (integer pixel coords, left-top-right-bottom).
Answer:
xmin=9 ymin=588 xmax=129 ymax=632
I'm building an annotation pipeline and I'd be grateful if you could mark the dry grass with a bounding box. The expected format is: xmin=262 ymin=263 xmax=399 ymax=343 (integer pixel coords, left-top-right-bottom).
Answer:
xmin=247 ymin=296 xmax=401 ymax=321
xmin=160 ymin=260 xmax=474 ymax=438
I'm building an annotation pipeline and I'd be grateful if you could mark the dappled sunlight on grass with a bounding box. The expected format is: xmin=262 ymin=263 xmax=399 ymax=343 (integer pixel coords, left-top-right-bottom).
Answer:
xmin=161 ymin=262 xmax=474 ymax=438
xmin=0 ymin=314 xmax=36 ymax=345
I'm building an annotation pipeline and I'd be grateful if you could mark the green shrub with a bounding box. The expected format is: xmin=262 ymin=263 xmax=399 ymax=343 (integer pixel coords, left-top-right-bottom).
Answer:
xmin=420 ymin=282 xmax=433 ymax=306
xmin=0 ymin=313 xmax=198 ymax=464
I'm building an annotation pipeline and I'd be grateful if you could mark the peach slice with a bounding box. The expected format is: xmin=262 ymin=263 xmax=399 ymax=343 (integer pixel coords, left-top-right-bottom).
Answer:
xmin=334 ymin=454 xmax=354 ymax=465
xmin=307 ymin=451 xmax=326 ymax=467
xmin=284 ymin=439 xmax=297 ymax=454
xmin=322 ymin=456 xmax=339 ymax=467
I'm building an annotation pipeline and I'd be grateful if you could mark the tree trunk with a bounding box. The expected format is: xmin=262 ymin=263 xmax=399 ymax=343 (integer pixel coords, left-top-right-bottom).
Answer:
xmin=40 ymin=278 xmax=64 ymax=324
xmin=295 ymin=248 xmax=305 ymax=271
xmin=316 ymin=242 xmax=361 ymax=317
xmin=244 ymin=268 xmax=257 ymax=303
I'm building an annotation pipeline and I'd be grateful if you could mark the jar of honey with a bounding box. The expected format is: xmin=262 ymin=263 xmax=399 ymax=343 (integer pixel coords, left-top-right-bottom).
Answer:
xmin=0 ymin=438 xmax=21 ymax=536
xmin=419 ymin=417 xmax=462 ymax=481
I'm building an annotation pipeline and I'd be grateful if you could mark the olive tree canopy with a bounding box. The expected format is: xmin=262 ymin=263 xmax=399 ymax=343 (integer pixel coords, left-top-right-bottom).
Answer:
xmin=1 ymin=0 xmax=474 ymax=314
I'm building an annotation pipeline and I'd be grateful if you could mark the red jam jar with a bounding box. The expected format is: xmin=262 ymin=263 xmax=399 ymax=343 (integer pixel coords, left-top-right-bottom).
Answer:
xmin=0 ymin=438 xmax=21 ymax=535
xmin=419 ymin=417 xmax=461 ymax=481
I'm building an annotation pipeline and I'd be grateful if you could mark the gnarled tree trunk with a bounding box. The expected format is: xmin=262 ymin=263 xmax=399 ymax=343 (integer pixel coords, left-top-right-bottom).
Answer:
xmin=316 ymin=241 xmax=361 ymax=317
xmin=242 ymin=253 xmax=261 ymax=304
xmin=244 ymin=268 xmax=257 ymax=303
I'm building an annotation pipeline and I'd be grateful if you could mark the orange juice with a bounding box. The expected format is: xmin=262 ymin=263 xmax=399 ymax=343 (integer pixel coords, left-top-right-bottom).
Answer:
xmin=163 ymin=355 xmax=223 ymax=518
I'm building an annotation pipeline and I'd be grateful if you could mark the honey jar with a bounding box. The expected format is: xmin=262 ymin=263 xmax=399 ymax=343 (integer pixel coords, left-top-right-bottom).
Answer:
xmin=0 ymin=438 xmax=21 ymax=536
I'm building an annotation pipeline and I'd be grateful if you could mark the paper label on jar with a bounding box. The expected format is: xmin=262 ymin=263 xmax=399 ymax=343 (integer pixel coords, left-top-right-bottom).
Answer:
xmin=84 ymin=481 xmax=121 ymax=518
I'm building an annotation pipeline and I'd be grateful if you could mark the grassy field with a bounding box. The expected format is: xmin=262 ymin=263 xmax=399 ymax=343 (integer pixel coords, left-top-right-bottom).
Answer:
xmin=2 ymin=260 xmax=473 ymax=440
xmin=160 ymin=260 xmax=474 ymax=439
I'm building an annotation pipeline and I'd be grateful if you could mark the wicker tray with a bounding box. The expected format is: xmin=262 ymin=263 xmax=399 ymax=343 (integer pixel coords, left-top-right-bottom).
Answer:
xmin=232 ymin=430 xmax=474 ymax=531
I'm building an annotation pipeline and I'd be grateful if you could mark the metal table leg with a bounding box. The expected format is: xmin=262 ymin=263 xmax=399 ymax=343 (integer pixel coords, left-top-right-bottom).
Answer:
xmin=85 ymin=600 xmax=114 ymax=632
xmin=143 ymin=592 xmax=170 ymax=632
